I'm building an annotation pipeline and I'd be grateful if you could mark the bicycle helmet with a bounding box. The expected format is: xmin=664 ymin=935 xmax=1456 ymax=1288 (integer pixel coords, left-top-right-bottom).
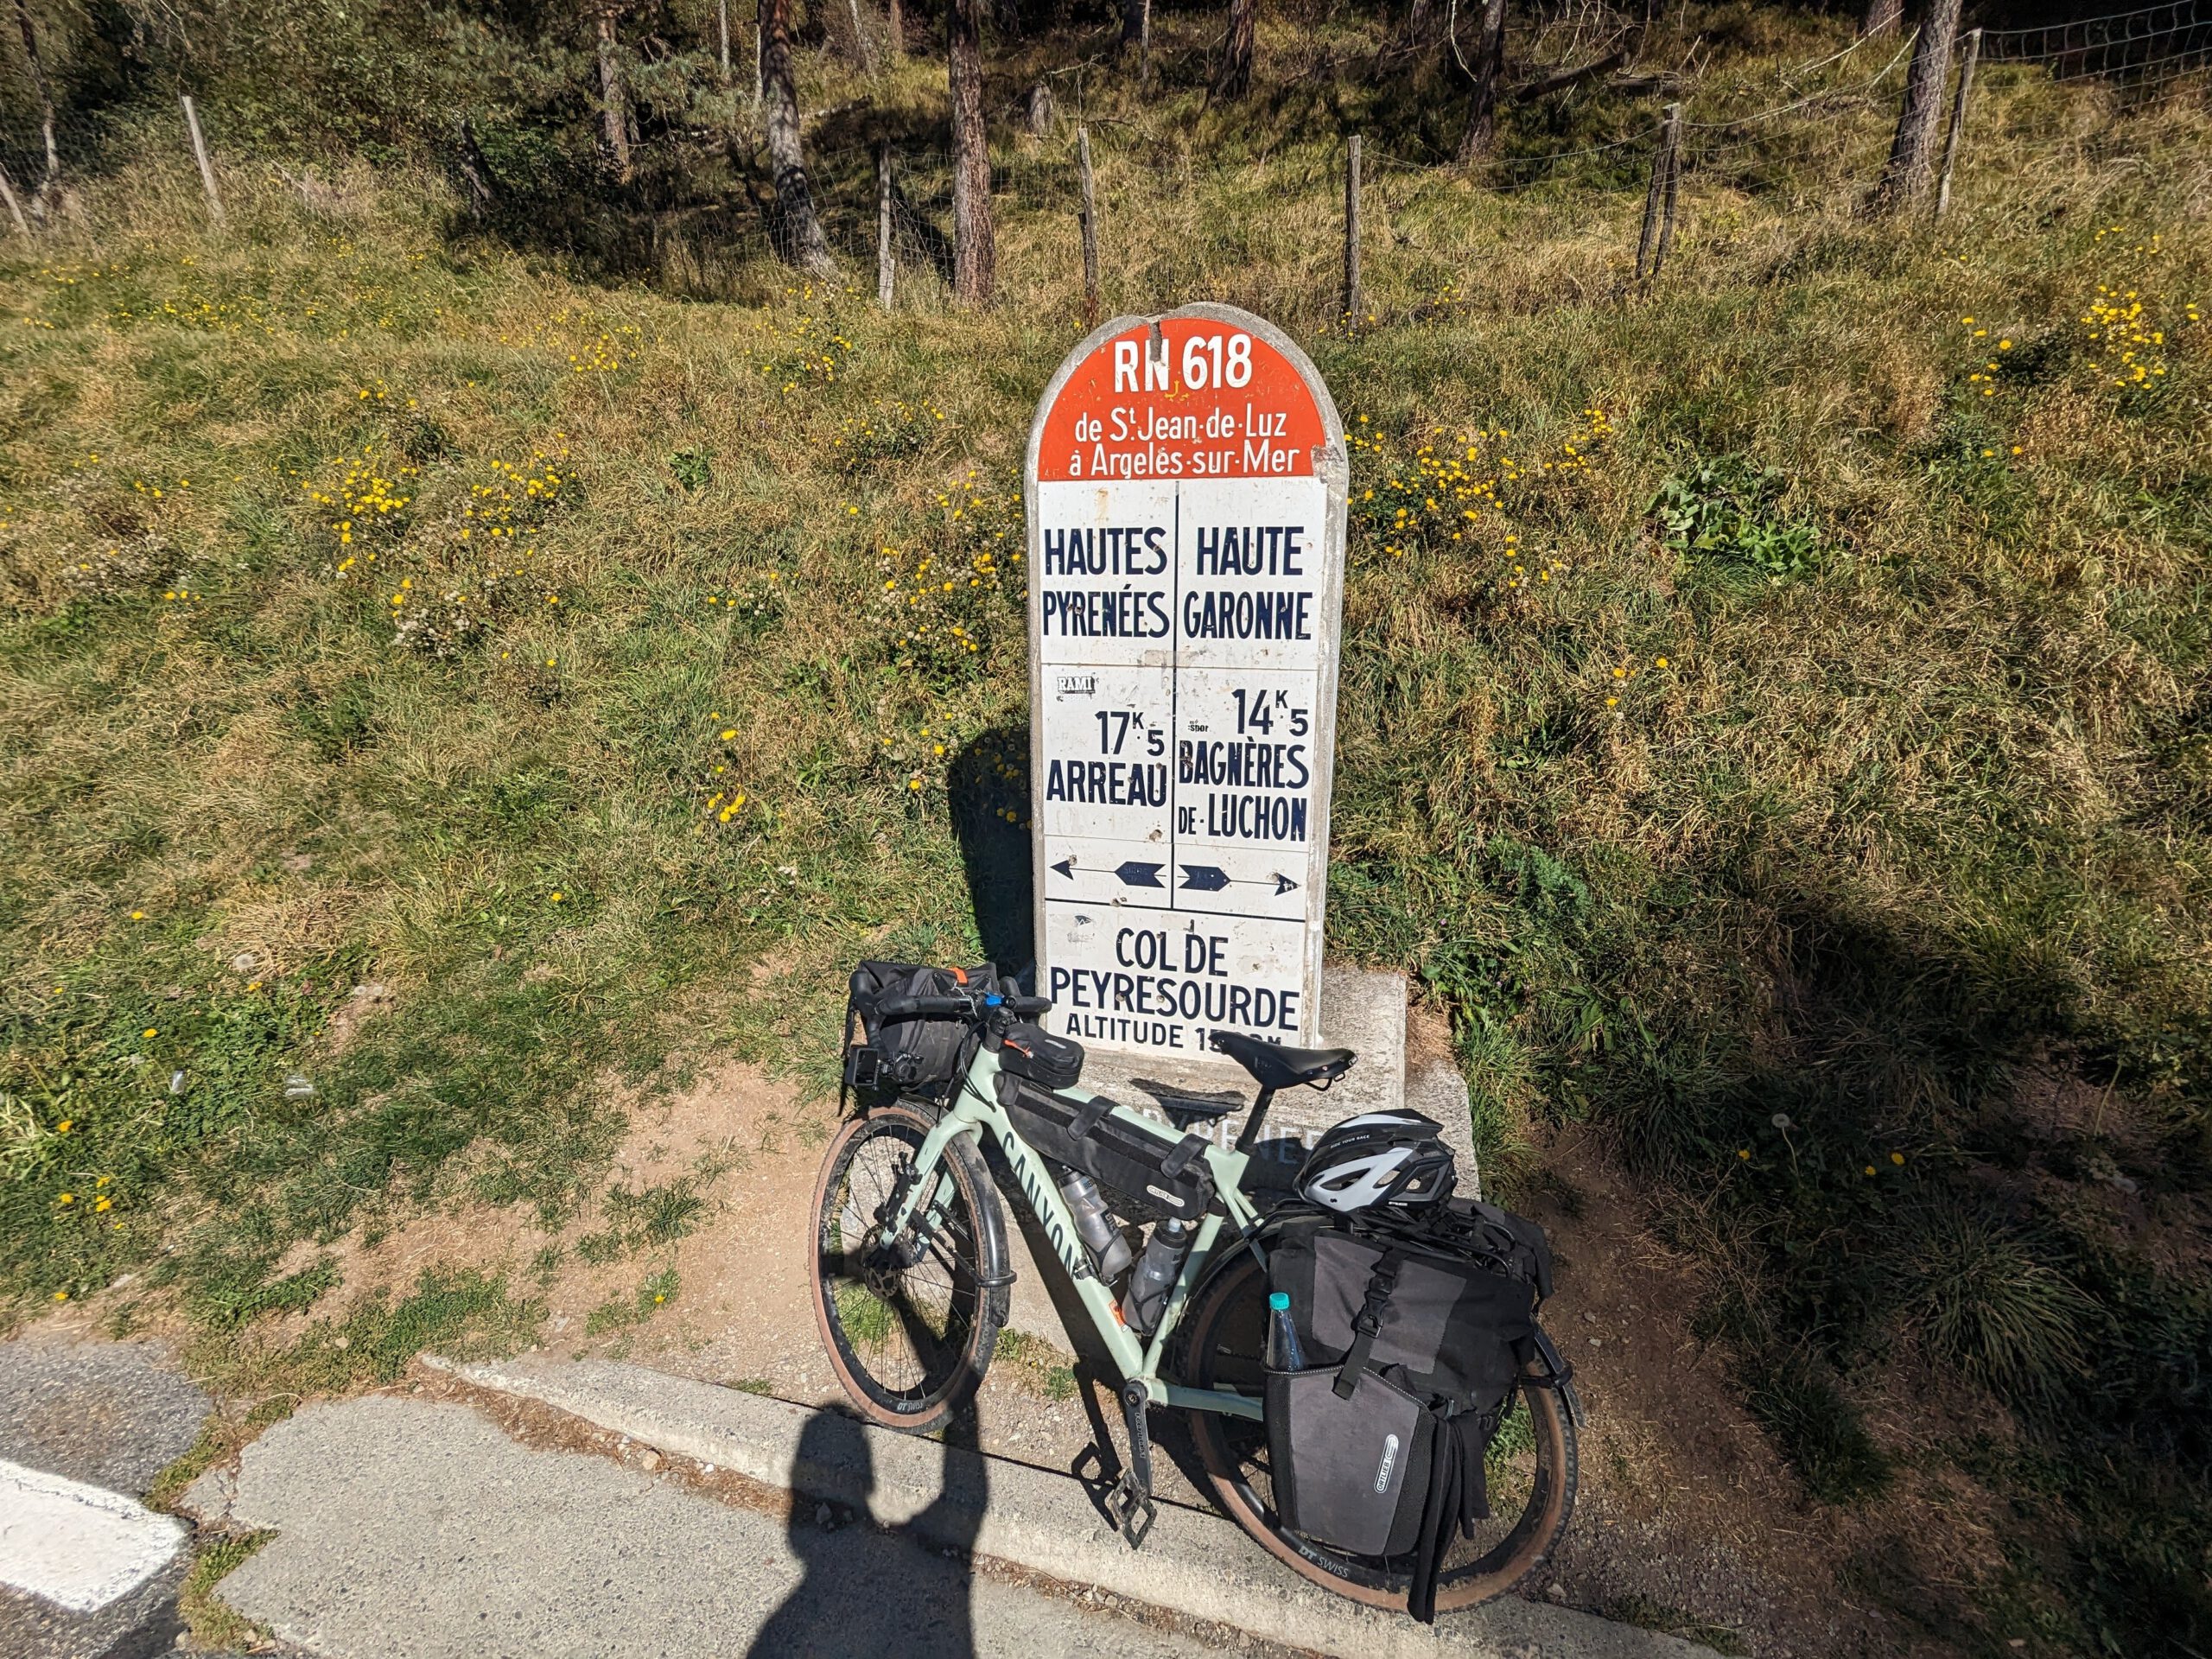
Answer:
xmin=1294 ymin=1109 xmax=1458 ymax=1214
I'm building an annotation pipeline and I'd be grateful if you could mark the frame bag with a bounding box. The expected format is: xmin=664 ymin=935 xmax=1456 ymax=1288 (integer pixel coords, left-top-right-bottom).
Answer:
xmin=842 ymin=961 xmax=995 ymax=1101
xmin=1264 ymin=1199 xmax=1550 ymax=1622
xmin=992 ymin=1073 xmax=1215 ymax=1224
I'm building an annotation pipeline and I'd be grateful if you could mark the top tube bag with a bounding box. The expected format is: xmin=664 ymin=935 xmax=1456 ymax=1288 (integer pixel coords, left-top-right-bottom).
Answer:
xmin=842 ymin=960 xmax=995 ymax=1103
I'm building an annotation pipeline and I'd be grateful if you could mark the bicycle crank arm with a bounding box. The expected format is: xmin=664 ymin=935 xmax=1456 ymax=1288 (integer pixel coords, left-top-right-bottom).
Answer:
xmin=1105 ymin=1378 xmax=1158 ymax=1550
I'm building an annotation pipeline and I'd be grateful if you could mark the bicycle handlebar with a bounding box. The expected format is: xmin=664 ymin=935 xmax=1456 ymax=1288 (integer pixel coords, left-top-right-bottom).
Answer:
xmin=873 ymin=991 xmax=1052 ymax=1022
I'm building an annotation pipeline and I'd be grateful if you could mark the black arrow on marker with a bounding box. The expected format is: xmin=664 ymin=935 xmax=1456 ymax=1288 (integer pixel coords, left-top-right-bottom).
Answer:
xmin=1179 ymin=865 xmax=1301 ymax=895
xmin=1051 ymin=857 xmax=1075 ymax=880
xmin=1115 ymin=861 xmax=1166 ymax=888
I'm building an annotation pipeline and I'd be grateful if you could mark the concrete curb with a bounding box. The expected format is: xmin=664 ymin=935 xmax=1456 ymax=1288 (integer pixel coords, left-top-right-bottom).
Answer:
xmin=425 ymin=1355 xmax=1703 ymax=1659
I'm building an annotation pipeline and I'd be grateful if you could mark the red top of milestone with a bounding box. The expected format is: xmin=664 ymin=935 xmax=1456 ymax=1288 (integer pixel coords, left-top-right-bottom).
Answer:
xmin=1033 ymin=316 xmax=1330 ymax=483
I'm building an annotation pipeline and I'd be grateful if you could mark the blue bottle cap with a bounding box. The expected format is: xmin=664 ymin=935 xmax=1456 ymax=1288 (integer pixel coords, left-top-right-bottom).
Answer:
xmin=1268 ymin=1292 xmax=1291 ymax=1311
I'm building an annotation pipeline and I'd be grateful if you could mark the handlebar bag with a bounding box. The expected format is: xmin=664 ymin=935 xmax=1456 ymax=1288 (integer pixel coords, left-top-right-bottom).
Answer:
xmin=993 ymin=1072 xmax=1214 ymax=1224
xmin=843 ymin=960 xmax=995 ymax=1098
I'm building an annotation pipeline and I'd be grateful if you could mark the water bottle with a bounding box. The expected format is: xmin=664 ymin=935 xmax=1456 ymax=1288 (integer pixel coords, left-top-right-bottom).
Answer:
xmin=1120 ymin=1217 xmax=1196 ymax=1336
xmin=1265 ymin=1290 xmax=1306 ymax=1372
xmin=1058 ymin=1171 xmax=1134 ymax=1280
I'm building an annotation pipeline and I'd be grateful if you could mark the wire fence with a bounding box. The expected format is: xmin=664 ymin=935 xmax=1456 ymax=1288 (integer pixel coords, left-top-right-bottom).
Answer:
xmin=1982 ymin=0 xmax=2210 ymax=73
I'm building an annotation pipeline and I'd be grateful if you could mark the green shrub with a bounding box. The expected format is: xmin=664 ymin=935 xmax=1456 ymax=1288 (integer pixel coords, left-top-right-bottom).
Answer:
xmin=1650 ymin=456 xmax=1822 ymax=582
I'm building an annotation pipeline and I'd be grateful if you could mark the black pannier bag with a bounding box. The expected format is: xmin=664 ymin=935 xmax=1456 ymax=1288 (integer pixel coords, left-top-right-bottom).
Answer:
xmin=993 ymin=1073 xmax=1214 ymax=1224
xmin=1265 ymin=1198 xmax=1551 ymax=1622
xmin=842 ymin=961 xmax=995 ymax=1100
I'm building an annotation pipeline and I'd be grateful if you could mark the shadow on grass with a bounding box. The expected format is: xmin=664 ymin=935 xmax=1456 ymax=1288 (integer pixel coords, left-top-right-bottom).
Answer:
xmin=947 ymin=728 xmax=1034 ymax=982
xmin=1580 ymin=880 xmax=2212 ymax=1647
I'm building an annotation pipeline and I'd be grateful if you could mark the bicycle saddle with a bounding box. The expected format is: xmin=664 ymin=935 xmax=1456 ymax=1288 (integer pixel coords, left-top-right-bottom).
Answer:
xmin=1208 ymin=1029 xmax=1355 ymax=1090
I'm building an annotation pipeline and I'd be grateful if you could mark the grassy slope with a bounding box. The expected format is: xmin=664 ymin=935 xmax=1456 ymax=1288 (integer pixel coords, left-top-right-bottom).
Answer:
xmin=3 ymin=4 xmax=2209 ymax=1649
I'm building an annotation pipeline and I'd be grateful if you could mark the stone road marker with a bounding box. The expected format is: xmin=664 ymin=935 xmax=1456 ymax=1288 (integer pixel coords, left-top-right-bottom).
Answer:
xmin=1026 ymin=304 xmax=1347 ymax=1061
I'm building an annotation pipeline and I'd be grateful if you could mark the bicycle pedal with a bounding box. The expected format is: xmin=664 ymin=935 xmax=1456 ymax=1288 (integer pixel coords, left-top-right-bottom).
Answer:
xmin=1105 ymin=1471 xmax=1157 ymax=1550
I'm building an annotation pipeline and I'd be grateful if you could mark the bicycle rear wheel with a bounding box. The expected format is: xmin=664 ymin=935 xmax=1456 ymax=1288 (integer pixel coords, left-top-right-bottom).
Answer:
xmin=1178 ymin=1248 xmax=1578 ymax=1612
xmin=809 ymin=1101 xmax=1009 ymax=1434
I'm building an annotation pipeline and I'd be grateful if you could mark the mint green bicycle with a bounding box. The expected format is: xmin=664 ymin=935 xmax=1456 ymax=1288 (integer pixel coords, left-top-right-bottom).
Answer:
xmin=808 ymin=978 xmax=1579 ymax=1612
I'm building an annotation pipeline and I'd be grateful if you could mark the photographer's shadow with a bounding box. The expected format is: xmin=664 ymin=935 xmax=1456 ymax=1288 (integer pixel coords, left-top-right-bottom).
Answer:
xmin=747 ymin=1408 xmax=986 ymax=1659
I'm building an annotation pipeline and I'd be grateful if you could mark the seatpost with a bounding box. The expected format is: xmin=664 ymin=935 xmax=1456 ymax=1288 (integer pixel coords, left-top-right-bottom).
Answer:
xmin=1233 ymin=1087 xmax=1277 ymax=1155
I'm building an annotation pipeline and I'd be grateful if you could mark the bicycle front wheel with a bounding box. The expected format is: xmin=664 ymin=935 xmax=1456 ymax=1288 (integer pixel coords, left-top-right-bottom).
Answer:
xmin=809 ymin=1100 xmax=1009 ymax=1434
xmin=1179 ymin=1247 xmax=1578 ymax=1612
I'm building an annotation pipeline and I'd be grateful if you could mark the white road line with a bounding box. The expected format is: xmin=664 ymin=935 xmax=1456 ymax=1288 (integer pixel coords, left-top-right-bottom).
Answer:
xmin=0 ymin=1458 xmax=186 ymax=1612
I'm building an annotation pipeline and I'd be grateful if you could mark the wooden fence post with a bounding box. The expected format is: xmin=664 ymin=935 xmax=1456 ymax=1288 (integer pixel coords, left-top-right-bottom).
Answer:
xmin=181 ymin=96 xmax=226 ymax=227
xmin=455 ymin=116 xmax=499 ymax=221
xmin=1656 ymin=111 xmax=1683 ymax=276
xmin=718 ymin=0 xmax=732 ymax=78
xmin=1637 ymin=103 xmax=1681 ymax=282
xmin=1936 ymin=27 xmax=1981 ymax=218
xmin=1077 ymin=126 xmax=1101 ymax=328
xmin=1343 ymin=132 xmax=1363 ymax=321
xmin=876 ymin=140 xmax=895 ymax=308
xmin=0 ymin=164 xmax=30 ymax=239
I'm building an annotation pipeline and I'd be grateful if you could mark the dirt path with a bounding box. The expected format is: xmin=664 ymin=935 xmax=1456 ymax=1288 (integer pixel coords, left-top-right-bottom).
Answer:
xmin=83 ymin=1063 xmax=1937 ymax=1657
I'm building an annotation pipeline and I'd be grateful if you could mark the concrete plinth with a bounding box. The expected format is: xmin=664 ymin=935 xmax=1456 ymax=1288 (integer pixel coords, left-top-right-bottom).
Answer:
xmin=998 ymin=963 xmax=1478 ymax=1344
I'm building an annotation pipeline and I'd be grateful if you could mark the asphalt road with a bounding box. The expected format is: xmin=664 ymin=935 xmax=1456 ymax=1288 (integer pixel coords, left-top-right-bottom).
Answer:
xmin=0 ymin=1332 xmax=211 ymax=1659
xmin=196 ymin=1394 xmax=1229 ymax=1658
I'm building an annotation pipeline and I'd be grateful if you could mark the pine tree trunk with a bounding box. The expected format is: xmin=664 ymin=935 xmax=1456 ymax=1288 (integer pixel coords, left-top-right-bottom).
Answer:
xmin=1860 ymin=0 xmax=1903 ymax=39
xmin=1876 ymin=0 xmax=1962 ymax=210
xmin=1456 ymin=0 xmax=1508 ymax=162
xmin=887 ymin=0 xmax=905 ymax=58
xmin=11 ymin=0 xmax=60 ymax=212
xmin=1215 ymin=0 xmax=1258 ymax=99
xmin=596 ymin=9 xmax=633 ymax=180
xmin=948 ymin=0 xmax=995 ymax=303
xmin=763 ymin=0 xmax=836 ymax=275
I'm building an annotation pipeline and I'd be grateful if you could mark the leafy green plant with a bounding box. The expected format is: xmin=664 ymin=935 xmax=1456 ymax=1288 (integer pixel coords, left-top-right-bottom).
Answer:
xmin=668 ymin=448 xmax=712 ymax=492
xmin=1650 ymin=456 xmax=1821 ymax=582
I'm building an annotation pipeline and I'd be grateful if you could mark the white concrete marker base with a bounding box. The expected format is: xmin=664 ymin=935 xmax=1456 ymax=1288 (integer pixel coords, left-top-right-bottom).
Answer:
xmin=428 ymin=1354 xmax=1701 ymax=1659
xmin=0 ymin=1458 xmax=185 ymax=1612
